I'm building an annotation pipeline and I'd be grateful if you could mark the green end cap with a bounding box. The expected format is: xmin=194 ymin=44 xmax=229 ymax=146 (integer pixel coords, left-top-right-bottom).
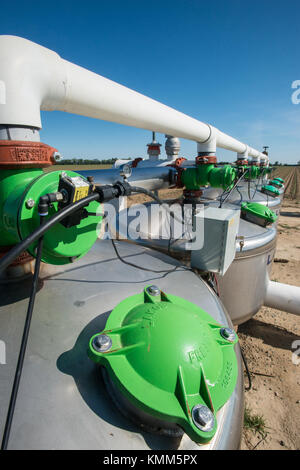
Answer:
xmin=209 ymin=165 xmax=237 ymax=190
xmin=18 ymin=170 xmax=102 ymax=265
xmin=270 ymin=179 xmax=283 ymax=188
xmin=88 ymin=286 xmax=239 ymax=444
xmin=241 ymin=202 xmax=277 ymax=224
xmin=181 ymin=164 xmax=237 ymax=191
xmin=261 ymin=184 xmax=280 ymax=197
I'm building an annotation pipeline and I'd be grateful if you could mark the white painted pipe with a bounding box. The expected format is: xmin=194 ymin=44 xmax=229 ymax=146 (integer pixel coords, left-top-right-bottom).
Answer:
xmin=264 ymin=280 xmax=300 ymax=316
xmin=0 ymin=35 xmax=266 ymax=159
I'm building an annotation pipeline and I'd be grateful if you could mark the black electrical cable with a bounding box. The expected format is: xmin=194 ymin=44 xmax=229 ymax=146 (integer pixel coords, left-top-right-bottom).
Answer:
xmin=111 ymin=239 xmax=182 ymax=274
xmin=240 ymin=347 xmax=252 ymax=391
xmin=0 ymin=193 xmax=100 ymax=274
xmin=1 ymin=217 xmax=46 ymax=450
xmin=219 ymin=170 xmax=249 ymax=208
xmin=112 ymin=185 xmax=191 ymax=273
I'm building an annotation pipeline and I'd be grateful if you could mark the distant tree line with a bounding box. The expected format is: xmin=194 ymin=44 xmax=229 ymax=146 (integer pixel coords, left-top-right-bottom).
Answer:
xmin=273 ymin=161 xmax=299 ymax=166
xmin=55 ymin=158 xmax=132 ymax=165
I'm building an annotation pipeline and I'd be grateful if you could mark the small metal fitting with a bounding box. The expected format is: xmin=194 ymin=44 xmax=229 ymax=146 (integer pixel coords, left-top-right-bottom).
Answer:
xmin=52 ymin=151 xmax=62 ymax=162
xmin=220 ymin=327 xmax=236 ymax=343
xmin=119 ymin=164 xmax=132 ymax=180
xmin=146 ymin=285 xmax=161 ymax=296
xmin=192 ymin=405 xmax=215 ymax=432
xmin=92 ymin=334 xmax=112 ymax=352
xmin=25 ymin=199 xmax=35 ymax=209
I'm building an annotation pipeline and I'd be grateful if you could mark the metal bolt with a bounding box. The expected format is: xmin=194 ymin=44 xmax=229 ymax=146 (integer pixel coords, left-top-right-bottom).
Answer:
xmin=92 ymin=334 xmax=112 ymax=352
xmin=52 ymin=151 xmax=62 ymax=162
xmin=25 ymin=199 xmax=35 ymax=209
xmin=220 ymin=327 xmax=236 ymax=343
xmin=146 ymin=285 xmax=161 ymax=296
xmin=192 ymin=405 xmax=215 ymax=432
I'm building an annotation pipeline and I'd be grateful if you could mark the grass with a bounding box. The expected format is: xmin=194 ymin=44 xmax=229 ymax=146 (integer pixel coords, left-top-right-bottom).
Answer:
xmin=244 ymin=406 xmax=267 ymax=437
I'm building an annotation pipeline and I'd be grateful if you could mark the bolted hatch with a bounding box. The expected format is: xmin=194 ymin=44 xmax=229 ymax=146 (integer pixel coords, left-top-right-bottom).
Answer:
xmin=88 ymin=286 xmax=238 ymax=444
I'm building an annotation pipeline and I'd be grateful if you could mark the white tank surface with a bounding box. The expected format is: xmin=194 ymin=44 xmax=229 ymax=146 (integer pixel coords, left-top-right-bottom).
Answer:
xmin=0 ymin=240 xmax=243 ymax=450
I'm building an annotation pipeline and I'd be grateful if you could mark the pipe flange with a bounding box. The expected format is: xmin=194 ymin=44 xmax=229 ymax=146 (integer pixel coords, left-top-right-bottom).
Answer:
xmin=0 ymin=247 xmax=33 ymax=266
xmin=0 ymin=140 xmax=58 ymax=168
xmin=196 ymin=155 xmax=217 ymax=165
xmin=235 ymin=159 xmax=248 ymax=166
xmin=183 ymin=189 xmax=203 ymax=200
xmin=131 ymin=158 xmax=143 ymax=168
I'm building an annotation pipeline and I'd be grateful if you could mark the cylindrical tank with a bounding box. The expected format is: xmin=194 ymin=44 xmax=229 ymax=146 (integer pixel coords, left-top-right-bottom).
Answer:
xmin=0 ymin=239 xmax=243 ymax=450
xmin=216 ymin=219 xmax=277 ymax=325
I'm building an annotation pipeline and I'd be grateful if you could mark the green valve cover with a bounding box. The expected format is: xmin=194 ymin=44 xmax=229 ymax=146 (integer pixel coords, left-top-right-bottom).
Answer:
xmin=241 ymin=202 xmax=277 ymax=225
xmin=261 ymin=184 xmax=280 ymax=197
xmin=88 ymin=286 xmax=239 ymax=444
xmin=18 ymin=170 xmax=102 ymax=265
xmin=270 ymin=179 xmax=283 ymax=188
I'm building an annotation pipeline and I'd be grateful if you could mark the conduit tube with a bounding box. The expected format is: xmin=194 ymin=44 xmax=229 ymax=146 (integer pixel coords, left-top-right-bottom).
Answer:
xmin=0 ymin=35 xmax=266 ymax=159
xmin=264 ymin=280 xmax=300 ymax=316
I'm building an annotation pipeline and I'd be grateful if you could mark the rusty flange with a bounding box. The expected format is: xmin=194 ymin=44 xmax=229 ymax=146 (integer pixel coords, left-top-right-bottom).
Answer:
xmin=0 ymin=140 xmax=58 ymax=168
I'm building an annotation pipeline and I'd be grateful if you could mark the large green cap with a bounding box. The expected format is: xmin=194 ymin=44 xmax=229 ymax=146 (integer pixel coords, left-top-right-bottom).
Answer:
xmin=270 ymin=179 xmax=283 ymax=188
xmin=261 ymin=184 xmax=280 ymax=197
xmin=18 ymin=170 xmax=102 ymax=265
xmin=88 ymin=286 xmax=238 ymax=444
xmin=241 ymin=202 xmax=277 ymax=225
xmin=209 ymin=165 xmax=237 ymax=190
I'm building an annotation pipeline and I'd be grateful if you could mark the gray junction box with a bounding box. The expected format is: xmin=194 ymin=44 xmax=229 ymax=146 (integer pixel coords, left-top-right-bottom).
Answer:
xmin=191 ymin=207 xmax=240 ymax=276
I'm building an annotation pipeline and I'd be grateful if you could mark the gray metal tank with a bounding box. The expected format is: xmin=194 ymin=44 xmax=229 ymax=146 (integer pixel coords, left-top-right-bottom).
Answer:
xmin=0 ymin=239 xmax=243 ymax=450
xmin=216 ymin=219 xmax=277 ymax=325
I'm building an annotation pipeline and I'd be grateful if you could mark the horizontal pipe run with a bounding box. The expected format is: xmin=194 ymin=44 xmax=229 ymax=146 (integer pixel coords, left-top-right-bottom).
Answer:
xmin=264 ymin=280 xmax=300 ymax=316
xmin=0 ymin=35 xmax=266 ymax=159
xmin=78 ymin=166 xmax=176 ymax=191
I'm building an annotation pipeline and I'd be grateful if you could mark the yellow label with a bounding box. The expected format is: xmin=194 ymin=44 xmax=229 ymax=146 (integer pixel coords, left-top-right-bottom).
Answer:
xmin=73 ymin=186 xmax=89 ymax=202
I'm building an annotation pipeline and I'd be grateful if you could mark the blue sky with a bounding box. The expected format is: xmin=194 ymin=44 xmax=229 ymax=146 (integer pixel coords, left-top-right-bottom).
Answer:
xmin=2 ymin=0 xmax=300 ymax=163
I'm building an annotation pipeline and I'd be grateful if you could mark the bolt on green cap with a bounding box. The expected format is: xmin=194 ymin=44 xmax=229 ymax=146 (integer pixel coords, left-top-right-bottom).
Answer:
xmin=270 ymin=179 xmax=283 ymax=188
xmin=88 ymin=286 xmax=238 ymax=444
xmin=260 ymin=184 xmax=280 ymax=197
xmin=241 ymin=202 xmax=277 ymax=226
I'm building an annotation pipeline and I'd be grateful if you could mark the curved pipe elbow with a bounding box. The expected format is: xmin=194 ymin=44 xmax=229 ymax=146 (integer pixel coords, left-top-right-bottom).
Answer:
xmin=0 ymin=35 xmax=67 ymax=128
